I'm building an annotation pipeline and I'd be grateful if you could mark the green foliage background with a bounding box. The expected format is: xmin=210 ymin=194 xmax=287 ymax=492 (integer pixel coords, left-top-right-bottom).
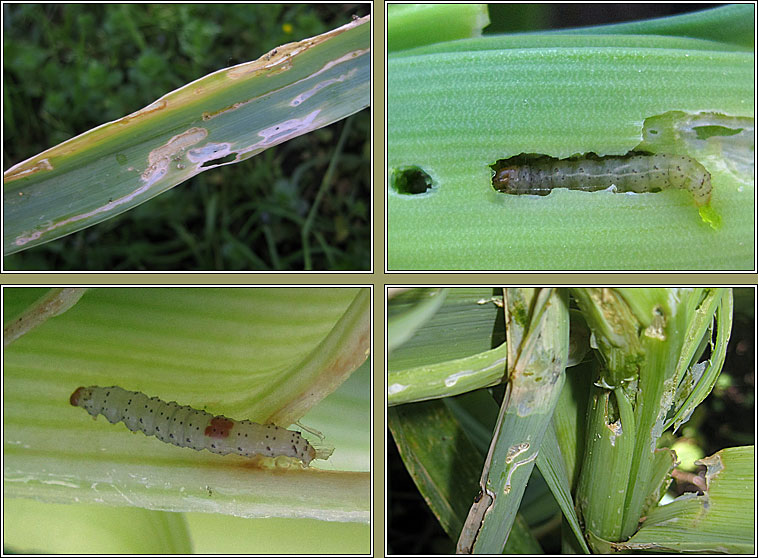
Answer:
xmin=3 ymin=3 xmax=370 ymax=271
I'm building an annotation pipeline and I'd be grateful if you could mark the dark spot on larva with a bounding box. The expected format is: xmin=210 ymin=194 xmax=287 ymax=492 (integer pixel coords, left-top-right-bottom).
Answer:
xmin=205 ymin=416 xmax=233 ymax=439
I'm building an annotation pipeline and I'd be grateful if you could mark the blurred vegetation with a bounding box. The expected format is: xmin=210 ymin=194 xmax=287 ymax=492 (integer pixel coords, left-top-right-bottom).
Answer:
xmin=3 ymin=3 xmax=370 ymax=271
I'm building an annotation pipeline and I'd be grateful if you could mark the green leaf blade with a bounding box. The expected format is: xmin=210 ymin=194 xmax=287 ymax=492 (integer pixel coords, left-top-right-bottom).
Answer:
xmin=387 ymin=4 xmax=490 ymax=52
xmin=620 ymin=446 xmax=755 ymax=554
xmin=4 ymin=16 xmax=370 ymax=255
xmin=552 ymin=4 xmax=755 ymax=48
xmin=388 ymin=38 xmax=754 ymax=269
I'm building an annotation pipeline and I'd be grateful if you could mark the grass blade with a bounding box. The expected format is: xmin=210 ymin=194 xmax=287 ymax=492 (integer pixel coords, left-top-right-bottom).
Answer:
xmin=458 ymin=288 xmax=569 ymax=553
xmin=619 ymin=446 xmax=755 ymax=554
xmin=4 ymin=15 xmax=369 ymax=255
xmin=387 ymin=4 xmax=489 ymax=52
xmin=388 ymin=342 xmax=507 ymax=406
xmin=388 ymin=287 xmax=449 ymax=353
xmin=388 ymin=399 xmax=485 ymax=540
xmin=552 ymin=4 xmax=754 ymax=47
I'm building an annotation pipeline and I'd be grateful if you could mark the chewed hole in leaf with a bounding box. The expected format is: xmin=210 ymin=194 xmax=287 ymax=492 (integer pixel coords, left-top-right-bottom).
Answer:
xmin=390 ymin=165 xmax=435 ymax=195
xmin=200 ymin=153 xmax=237 ymax=168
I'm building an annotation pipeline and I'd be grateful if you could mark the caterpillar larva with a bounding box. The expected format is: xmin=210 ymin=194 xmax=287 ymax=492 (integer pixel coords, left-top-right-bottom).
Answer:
xmin=70 ymin=386 xmax=321 ymax=466
xmin=492 ymin=152 xmax=712 ymax=206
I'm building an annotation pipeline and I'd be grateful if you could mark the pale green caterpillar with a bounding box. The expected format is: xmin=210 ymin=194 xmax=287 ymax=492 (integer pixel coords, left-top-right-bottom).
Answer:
xmin=70 ymin=386 xmax=327 ymax=466
xmin=493 ymin=152 xmax=712 ymax=207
